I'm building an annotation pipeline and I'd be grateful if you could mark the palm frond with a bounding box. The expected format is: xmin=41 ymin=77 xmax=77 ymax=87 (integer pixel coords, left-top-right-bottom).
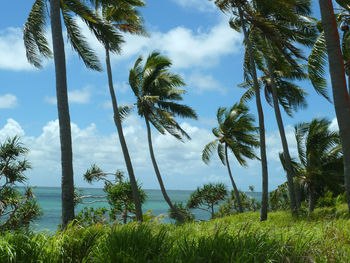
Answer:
xmin=61 ymin=7 xmax=102 ymax=71
xmin=202 ymin=140 xmax=219 ymax=165
xmin=23 ymin=0 xmax=52 ymax=68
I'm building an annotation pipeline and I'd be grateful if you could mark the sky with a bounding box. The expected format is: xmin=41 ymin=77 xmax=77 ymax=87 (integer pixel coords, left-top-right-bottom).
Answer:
xmin=0 ymin=0 xmax=339 ymax=191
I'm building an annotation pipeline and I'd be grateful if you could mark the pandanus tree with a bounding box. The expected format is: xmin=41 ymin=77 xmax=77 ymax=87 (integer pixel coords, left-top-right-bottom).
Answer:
xmin=90 ymin=0 xmax=147 ymax=222
xmin=202 ymin=103 xmax=259 ymax=213
xmin=129 ymin=51 xmax=198 ymax=223
xmin=24 ymin=0 xmax=122 ymax=227
xmin=311 ymin=0 xmax=350 ymax=214
xmin=290 ymin=118 xmax=342 ymax=214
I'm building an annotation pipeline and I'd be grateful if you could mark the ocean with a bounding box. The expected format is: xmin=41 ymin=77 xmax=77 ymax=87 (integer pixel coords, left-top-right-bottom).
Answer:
xmin=31 ymin=187 xmax=262 ymax=232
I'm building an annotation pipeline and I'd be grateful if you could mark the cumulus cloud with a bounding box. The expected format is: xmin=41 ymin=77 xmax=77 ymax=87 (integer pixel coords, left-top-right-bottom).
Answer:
xmin=329 ymin=118 xmax=339 ymax=131
xmin=76 ymin=18 xmax=242 ymax=70
xmin=0 ymin=28 xmax=37 ymax=71
xmin=0 ymin=94 xmax=18 ymax=109
xmin=45 ymin=86 xmax=92 ymax=104
xmin=0 ymin=117 xmax=295 ymax=190
xmin=186 ymin=71 xmax=226 ymax=94
xmin=171 ymin=0 xmax=216 ymax=13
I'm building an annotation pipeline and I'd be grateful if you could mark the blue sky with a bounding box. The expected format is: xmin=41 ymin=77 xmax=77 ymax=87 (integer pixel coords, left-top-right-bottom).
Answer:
xmin=0 ymin=0 xmax=338 ymax=191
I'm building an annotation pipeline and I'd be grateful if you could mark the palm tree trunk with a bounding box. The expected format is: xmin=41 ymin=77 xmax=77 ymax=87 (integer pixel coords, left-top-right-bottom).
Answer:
xmin=319 ymin=0 xmax=350 ymax=214
xmin=144 ymin=118 xmax=185 ymax=223
xmin=50 ymin=0 xmax=74 ymax=228
xmin=105 ymin=45 xmax=143 ymax=222
xmin=308 ymin=184 xmax=316 ymax=214
xmin=238 ymin=5 xmax=269 ymax=221
xmin=225 ymin=144 xmax=243 ymax=213
xmin=265 ymin=56 xmax=297 ymax=213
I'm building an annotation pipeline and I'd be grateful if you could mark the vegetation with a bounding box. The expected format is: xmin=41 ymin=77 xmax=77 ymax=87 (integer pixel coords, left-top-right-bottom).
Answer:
xmin=76 ymin=165 xmax=147 ymax=224
xmin=2 ymin=204 xmax=350 ymax=262
xmin=3 ymin=0 xmax=349 ymax=260
xmin=202 ymin=103 xmax=259 ymax=213
xmin=187 ymin=183 xmax=227 ymax=219
xmin=128 ymin=51 xmax=197 ymax=223
xmin=0 ymin=137 xmax=41 ymax=231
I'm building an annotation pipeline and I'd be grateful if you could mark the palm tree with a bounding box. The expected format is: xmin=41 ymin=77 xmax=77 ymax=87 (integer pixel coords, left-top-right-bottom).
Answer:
xmin=291 ymin=118 xmax=342 ymax=214
xmin=128 ymin=51 xmax=197 ymax=223
xmin=214 ymin=0 xmax=269 ymax=221
xmin=91 ymin=0 xmax=147 ymax=222
xmin=202 ymin=103 xmax=259 ymax=213
xmin=316 ymin=0 xmax=350 ymax=214
xmin=24 ymin=0 xmax=121 ymax=227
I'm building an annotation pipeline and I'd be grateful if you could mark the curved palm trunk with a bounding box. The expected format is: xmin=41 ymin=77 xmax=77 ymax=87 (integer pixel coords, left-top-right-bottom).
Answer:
xmin=105 ymin=46 xmax=143 ymax=222
xmin=238 ymin=5 xmax=269 ymax=221
xmin=319 ymin=0 xmax=350 ymax=214
xmin=225 ymin=144 xmax=243 ymax=213
xmin=50 ymin=0 xmax=75 ymax=228
xmin=266 ymin=56 xmax=297 ymax=213
xmin=144 ymin=118 xmax=185 ymax=223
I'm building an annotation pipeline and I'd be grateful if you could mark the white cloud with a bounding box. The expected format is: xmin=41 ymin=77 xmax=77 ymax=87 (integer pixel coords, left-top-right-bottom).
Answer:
xmin=45 ymin=86 xmax=92 ymax=104
xmin=0 ymin=94 xmax=18 ymax=109
xmin=77 ymin=18 xmax=242 ymax=70
xmin=0 ymin=118 xmax=296 ymax=191
xmin=69 ymin=86 xmax=91 ymax=104
xmin=186 ymin=71 xmax=226 ymax=94
xmin=171 ymin=0 xmax=216 ymax=13
xmin=330 ymin=118 xmax=339 ymax=131
xmin=0 ymin=28 xmax=36 ymax=71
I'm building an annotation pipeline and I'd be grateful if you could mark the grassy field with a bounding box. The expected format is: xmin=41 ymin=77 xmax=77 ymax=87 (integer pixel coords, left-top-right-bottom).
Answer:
xmin=1 ymin=205 xmax=350 ymax=262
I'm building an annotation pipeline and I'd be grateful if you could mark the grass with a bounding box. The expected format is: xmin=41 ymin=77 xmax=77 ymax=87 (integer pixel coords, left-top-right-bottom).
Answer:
xmin=1 ymin=204 xmax=350 ymax=262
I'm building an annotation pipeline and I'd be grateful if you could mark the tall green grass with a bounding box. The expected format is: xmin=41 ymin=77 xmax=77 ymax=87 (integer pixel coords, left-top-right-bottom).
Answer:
xmin=1 ymin=205 xmax=350 ymax=262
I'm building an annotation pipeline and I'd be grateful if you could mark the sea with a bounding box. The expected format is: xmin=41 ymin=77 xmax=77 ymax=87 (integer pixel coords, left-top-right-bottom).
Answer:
xmin=31 ymin=187 xmax=262 ymax=232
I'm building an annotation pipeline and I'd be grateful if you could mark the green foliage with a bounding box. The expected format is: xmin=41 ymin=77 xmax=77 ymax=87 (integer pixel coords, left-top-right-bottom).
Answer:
xmin=81 ymin=165 xmax=146 ymax=225
xmin=187 ymin=183 xmax=227 ymax=219
xmin=169 ymin=202 xmax=194 ymax=223
xmin=0 ymin=137 xmax=41 ymax=232
xmin=90 ymin=224 xmax=172 ymax=263
xmin=269 ymin=182 xmax=290 ymax=211
xmin=75 ymin=207 xmax=109 ymax=227
xmin=217 ymin=190 xmax=261 ymax=217
xmin=4 ymin=206 xmax=350 ymax=262
xmin=129 ymin=51 xmax=197 ymax=141
xmin=317 ymin=190 xmax=336 ymax=208
xmin=106 ymin=178 xmax=147 ymax=223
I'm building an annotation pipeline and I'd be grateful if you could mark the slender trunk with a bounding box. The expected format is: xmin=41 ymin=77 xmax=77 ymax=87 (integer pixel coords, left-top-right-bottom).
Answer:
xmin=238 ymin=6 xmax=269 ymax=221
xmin=225 ymin=144 xmax=243 ymax=213
xmin=308 ymin=184 xmax=316 ymax=214
xmin=319 ymin=0 xmax=350 ymax=214
xmin=295 ymin=179 xmax=301 ymax=209
xmin=50 ymin=0 xmax=74 ymax=228
xmin=265 ymin=56 xmax=297 ymax=213
xmin=211 ymin=204 xmax=215 ymax=219
xmin=123 ymin=205 xmax=128 ymax=224
xmin=144 ymin=118 xmax=185 ymax=223
xmin=105 ymin=46 xmax=143 ymax=222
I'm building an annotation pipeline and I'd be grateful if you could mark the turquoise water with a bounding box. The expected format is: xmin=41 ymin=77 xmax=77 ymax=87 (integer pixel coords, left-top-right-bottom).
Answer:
xmin=32 ymin=187 xmax=262 ymax=231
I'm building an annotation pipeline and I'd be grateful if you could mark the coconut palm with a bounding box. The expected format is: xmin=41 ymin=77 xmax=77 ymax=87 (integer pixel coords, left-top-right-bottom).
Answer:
xmin=202 ymin=103 xmax=259 ymax=213
xmin=24 ymin=0 xmax=121 ymax=227
xmin=315 ymin=0 xmax=350 ymax=214
xmin=217 ymin=0 xmax=318 ymax=216
xmin=213 ymin=0 xmax=269 ymax=221
xmin=128 ymin=51 xmax=198 ymax=223
xmin=291 ymin=118 xmax=342 ymax=214
xmin=90 ymin=0 xmax=147 ymax=222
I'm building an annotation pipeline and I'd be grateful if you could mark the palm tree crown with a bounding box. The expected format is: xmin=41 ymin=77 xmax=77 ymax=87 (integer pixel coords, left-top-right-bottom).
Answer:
xmin=202 ymin=103 xmax=259 ymax=213
xmin=202 ymin=103 xmax=259 ymax=166
xmin=129 ymin=51 xmax=198 ymax=139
